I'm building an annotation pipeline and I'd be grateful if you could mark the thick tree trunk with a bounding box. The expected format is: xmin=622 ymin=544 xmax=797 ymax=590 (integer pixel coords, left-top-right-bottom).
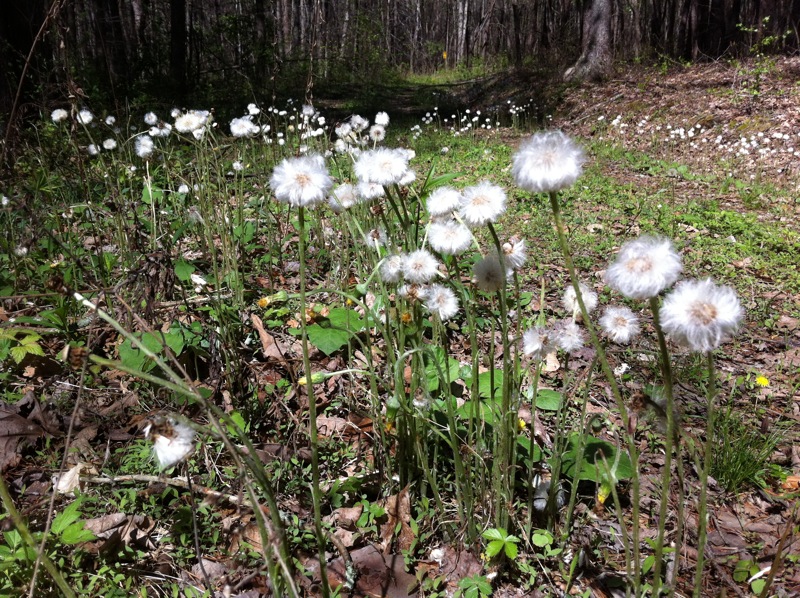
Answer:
xmin=564 ymin=0 xmax=613 ymax=82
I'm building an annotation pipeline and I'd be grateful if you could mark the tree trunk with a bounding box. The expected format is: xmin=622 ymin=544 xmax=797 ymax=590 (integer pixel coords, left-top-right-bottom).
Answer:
xmin=564 ymin=0 xmax=613 ymax=82
xmin=170 ymin=0 xmax=186 ymax=92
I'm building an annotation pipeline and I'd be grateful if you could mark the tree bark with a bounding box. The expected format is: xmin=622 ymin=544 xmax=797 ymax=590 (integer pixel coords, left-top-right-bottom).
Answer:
xmin=564 ymin=0 xmax=613 ymax=82
xmin=170 ymin=0 xmax=186 ymax=91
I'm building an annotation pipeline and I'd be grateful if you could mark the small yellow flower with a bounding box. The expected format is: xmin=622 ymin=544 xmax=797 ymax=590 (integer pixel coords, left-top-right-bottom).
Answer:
xmin=257 ymin=297 xmax=269 ymax=308
xmin=400 ymin=312 xmax=413 ymax=325
xmin=517 ymin=418 xmax=527 ymax=432
xmin=755 ymin=375 xmax=769 ymax=388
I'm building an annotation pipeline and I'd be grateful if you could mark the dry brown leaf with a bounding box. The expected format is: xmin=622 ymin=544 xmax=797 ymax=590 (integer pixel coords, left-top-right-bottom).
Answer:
xmin=55 ymin=463 xmax=85 ymax=494
xmin=324 ymin=545 xmax=418 ymax=598
xmin=82 ymin=513 xmax=157 ymax=554
xmin=378 ymin=485 xmax=414 ymax=553
xmin=317 ymin=415 xmax=364 ymax=441
xmin=251 ymin=314 xmax=289 ymax=367
xmin=0 ymin=394 xmax=50 ymax=472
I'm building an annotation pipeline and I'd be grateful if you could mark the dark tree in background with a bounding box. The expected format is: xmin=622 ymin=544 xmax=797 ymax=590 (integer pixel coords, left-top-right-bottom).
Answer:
xmin=564 ymin=0 xmax=613 ymax=81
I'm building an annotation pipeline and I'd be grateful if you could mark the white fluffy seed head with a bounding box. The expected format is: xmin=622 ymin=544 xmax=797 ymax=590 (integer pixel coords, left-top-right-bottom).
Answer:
xmin=512 ymin=130 xmax=585 ymax=193
xmin=599 ymin=306 xmax=641 ymax=344
xmin=659 ymin=278 xmax=743 ymax=352
xmin=459 ymin=181 xmax=506 ymax=227
xmin=605 ymin=235 xmax=682 ymax=300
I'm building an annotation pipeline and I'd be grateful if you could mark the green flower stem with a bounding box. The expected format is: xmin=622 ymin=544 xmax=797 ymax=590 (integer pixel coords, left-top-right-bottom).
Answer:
xmin=693 ymin=351 xmax=717 ymax=597
xmin=0 ymin=474 xmax=76 ymax=598
xmin=433 ymin=318 xmax=476 ymax=542
xmin=487 ymin=222 xmax=514 ymax=531
xmin=297 ymin=206 xmax=330 ymax=598
xmin=547 ymin=190 xmax=642 ymax=591
xmin=649 ymin=295 xmax=678 ymax=596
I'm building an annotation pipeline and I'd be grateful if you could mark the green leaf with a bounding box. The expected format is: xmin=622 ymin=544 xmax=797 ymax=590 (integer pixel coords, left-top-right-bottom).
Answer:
xmin=535 ymin=389 xmax=562 ymax=411
xmin=484 ymin=540 xmax=504 ymax=558
xmin=59 ymin=522 xmax=96 ymax=545
xmin=117 ymin=324 xmax=187 ymax=373
xmin=559 ymin=433 xmax=634 ymax=483
xmin=531 ymin=530 xmax=553 ymax=547
xmin=51 ymin=500 xmax=83 ymax=535
xmin=750 ymin=579 xmax=766 ymax=594
xmin=306 ymin=325 xmax=351 ymax=356
xmin=174 ymin=260 xmax=195 ymax=282
xmin=482 ymin=527 xmax=505 ymax=542
xmin=141 ymin=186 xmax=163 ymax=205
xmin=504 ymin=541 xmax=518 ymax=559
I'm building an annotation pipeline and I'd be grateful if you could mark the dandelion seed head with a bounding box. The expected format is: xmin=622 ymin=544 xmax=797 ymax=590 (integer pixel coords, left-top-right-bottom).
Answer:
xmin=426 ymin=186 xmax=462 ymax=218
xmin=369 ymin=124 xmax=386 ymax=142
xmin=605 ymin=235 xmax=682 ymax=300
xmin=459 ymin=181 xmax=506 ymax=227
xmin=427 ymin=220 xmax=472 ymax=256
xmin=522 ymin=326 xmax=555 ymax=361
xmin=144 ymin=416 xmax=196 ymax=469
xmin=473 ymin=255 xmax=507 ymax=292
xmin=144 ymin=112 xmax=158 ymax=126
xmin=374 ymin=111 xmax=390 ymax=126
xmin=659 ymin=278 xmax=743 ymax=352
xmin=562 ymin=282 xmax=598 ymax=316
xmin=512 ymin=130 xmax=585 ymax=193
xmin=402 ymin=249 xmax=439 ymax=284
xmin=51 ymin=108 xmax=68 ymax=123
xmin=599 ymin=306 xmax=641 ymax=344
xmin=424 ymin=284 xmax=459 ymax=320
xmin=354 ymin=148 xmax=413 ymax=186
xmin=270 ymin=154 xmax=332 ymax=208
xmin=380 ymin=254 xmax=404 ymax=283
xmin=77 ymin=109 xmax=94 ymax=125
xmin=230 ymin=115 xmax=260 ymax=137
xmin=102 ymin=138 xmax=117 ymax=151
xmin=502 ymin=238 xmax=527 ymax=270
xmin=135 ymin=135 xmax=155 ymax=158
xmin=554 ymin=320 xmax=585 ymax=354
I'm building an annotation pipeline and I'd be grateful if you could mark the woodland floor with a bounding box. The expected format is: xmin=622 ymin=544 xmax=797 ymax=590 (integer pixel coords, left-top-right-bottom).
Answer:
xmin=2 ymin=57 xmax=799 ymax=597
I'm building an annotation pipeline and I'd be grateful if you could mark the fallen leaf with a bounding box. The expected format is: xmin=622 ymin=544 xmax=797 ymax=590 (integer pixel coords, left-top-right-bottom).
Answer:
xmin=54 ymin=463 xmax=85 ymax=494
xmin=251 ymin=314 xmax=290 ymax=367
xmin=378 ymin=486 xmax=415 ymax=553
xmin=0 ymin=399 xmax=47 ymax=472
xmin=324 ymin=545 xmax=418 ymax=598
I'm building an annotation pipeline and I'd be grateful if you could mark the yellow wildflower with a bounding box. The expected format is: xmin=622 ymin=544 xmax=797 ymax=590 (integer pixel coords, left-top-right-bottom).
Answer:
xmin=257 ymin=297 xmax=269 ymax=308
xmin=755 ymin=375 xmax=769 ymax=388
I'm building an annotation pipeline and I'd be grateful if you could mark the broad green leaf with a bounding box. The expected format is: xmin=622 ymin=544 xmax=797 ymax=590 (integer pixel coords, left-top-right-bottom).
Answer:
xmin=560 ymin=433 xmax=634 ymax=483
xmin=60 ymin=521 xmax=96 ymax=545
xmin=141 ymin=186 xmax=163 ymax=205
xmin=306 ymin=325 xmax=351 ymax=356
xmin=174 ymin=260 xmax=195 ymax=282
xmin=118 ymin=323 xmax=187 ymax=373
xmin=531 ymin=530 xmax=553 ymax=547
xmin=482 ymin=528 xmax=505 ymax=541
xmin=484 ymin=540 xmax=504 ymax=558
xmin=51 ymin=500 xmax=83 ymax=535
xmin=535 ymin=389 xmax=562 ymax=411
xmin=504 ymin=541 xmax=518 ymax=559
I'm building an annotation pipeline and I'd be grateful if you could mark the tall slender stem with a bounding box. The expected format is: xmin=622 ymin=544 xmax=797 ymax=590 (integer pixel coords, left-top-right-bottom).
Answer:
xmin=693 ymin=351 xmax=717 ymax=597
xmin=650 ymin=296 xmax=678 ymax=595
xmin=298 ymin=206 xmax=330 ymax=597
xmin=547 ymin=190 xmax=642 ymax=592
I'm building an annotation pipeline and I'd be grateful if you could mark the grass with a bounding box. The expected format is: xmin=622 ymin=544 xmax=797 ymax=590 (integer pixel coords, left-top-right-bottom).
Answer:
xmin=0 ymin=80 xmax=798 ymax=597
